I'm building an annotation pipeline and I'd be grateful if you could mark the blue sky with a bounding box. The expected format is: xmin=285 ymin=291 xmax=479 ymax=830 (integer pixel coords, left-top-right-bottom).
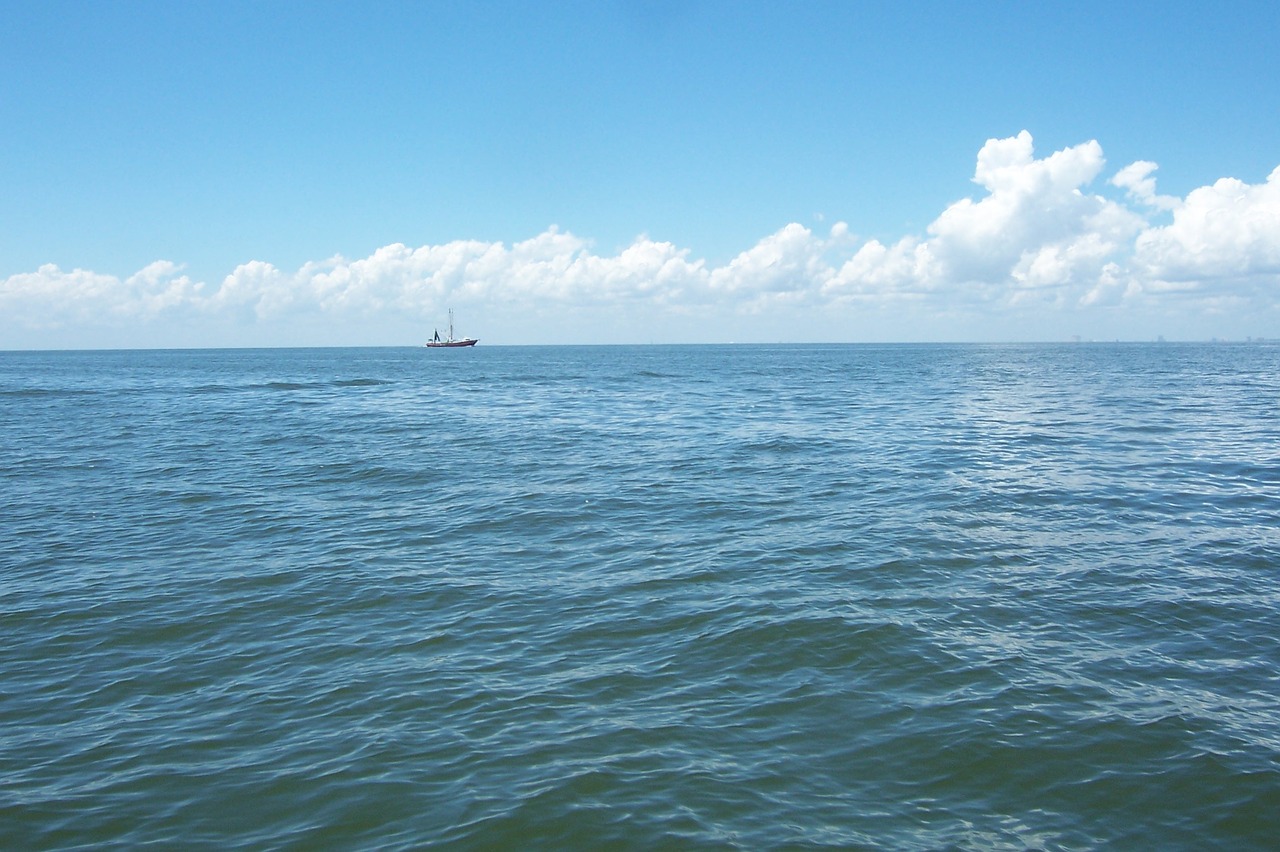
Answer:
xmin=3 ymin=0 xmax=1279 ymax=347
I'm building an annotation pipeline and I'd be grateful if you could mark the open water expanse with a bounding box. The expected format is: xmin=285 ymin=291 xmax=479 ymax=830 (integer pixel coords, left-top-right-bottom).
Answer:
xmin=2 ymin=343 xmax=1279 ymax=850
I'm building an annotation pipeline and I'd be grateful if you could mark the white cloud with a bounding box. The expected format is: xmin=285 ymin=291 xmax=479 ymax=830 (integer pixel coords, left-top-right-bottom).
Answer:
xmin=708 ymin=223 xmax=840 ymax=306
xmin=923 ymin=132 xmax=1146 ymax=302
xmin=215 ymin=260 xmax=284 ymax=317
xmin=1131 ymin=166 xmax=1280 ymax=292
xmin=1111 ymin=161 xmax=1180 ymax=212
xmin=0 ymin=260 xmax=201 ymax=328
xmin=4 ymin=132 xmax=1279 ymax=344
xmin=827 ymin=237 xmax=936 ymax=300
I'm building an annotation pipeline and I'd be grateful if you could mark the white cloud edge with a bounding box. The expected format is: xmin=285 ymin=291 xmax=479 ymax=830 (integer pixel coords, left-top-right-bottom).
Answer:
xmin=4 ymin=131 xmax=1279 ymax=332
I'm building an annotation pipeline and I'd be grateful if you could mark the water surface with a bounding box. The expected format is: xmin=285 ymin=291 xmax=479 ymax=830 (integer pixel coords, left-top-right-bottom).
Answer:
xmin=2 ymin=343 xmax=1278 ymax=849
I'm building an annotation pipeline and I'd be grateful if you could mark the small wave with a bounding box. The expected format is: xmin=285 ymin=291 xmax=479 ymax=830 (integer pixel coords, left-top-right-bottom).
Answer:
xmin=332 ymin=378 xmax=393 ymax=388
xmin=198 ymin=378 xmax=391 ymax=394
xmin=738 ymin=435 xmax=808 ymax=454
xmin=258 ymin=381 xmax=316 ymax=391
xmin=0 ymin=387 xmax=98 ymax=398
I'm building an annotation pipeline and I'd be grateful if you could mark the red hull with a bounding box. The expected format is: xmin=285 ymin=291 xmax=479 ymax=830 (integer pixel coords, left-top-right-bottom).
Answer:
xmin=425 ymin=339 xmax=478 ymax=348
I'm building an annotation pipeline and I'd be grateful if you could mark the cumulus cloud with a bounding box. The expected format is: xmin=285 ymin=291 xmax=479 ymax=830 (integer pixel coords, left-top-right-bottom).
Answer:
xmin=708 ymin=223 xmax=847 ymax=309
xmin=1111 ymin=161 xmax=1181 ymax=212
xmin=4 ymin=131 xmax=1279 ymax=342
xmin=1 ymin=261 xmax=201 ymax=328
xmin=1131 ymin=167 xmax=1280 ymax=291
xmin=925 ymin=131 xmax=1147 ymax=303
xmin=827 ymin=237 xmax=936 ymax=300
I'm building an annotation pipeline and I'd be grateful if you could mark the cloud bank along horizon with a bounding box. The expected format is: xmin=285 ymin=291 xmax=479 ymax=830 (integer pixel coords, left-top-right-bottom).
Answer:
xmin=4 ymin=131 xmax=1279 ymax=346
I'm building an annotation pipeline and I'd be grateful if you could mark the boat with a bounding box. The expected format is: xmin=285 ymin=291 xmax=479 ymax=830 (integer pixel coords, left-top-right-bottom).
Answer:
xmin=424 ymin=309 xmax=478 ymax=347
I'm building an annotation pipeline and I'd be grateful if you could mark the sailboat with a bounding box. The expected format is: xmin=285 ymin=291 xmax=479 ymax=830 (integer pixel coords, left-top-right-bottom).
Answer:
xmin=424 ymin=309 xmax=478 ymax=347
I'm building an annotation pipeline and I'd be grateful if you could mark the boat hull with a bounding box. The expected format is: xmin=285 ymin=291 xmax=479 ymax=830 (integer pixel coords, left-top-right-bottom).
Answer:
xmin=424 ymin=339 xmax=478 ymax=347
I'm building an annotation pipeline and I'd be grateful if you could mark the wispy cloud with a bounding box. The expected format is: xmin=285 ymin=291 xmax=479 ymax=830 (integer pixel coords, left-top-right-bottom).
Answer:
xmin=4 ymin=132 xmax=1278 ymax=343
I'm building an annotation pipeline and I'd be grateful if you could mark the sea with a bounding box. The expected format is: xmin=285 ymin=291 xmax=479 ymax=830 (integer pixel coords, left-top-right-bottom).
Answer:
xmin=2 ymin=343 xmax=1278 ymax=850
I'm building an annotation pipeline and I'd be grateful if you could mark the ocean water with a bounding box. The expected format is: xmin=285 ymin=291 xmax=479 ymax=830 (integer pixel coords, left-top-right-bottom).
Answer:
xmin=2 ymin=343 xmax=1278 ymax=850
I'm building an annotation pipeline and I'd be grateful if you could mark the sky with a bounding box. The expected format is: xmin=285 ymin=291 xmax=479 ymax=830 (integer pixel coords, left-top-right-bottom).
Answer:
xmin=2 ymin=0 xmax=1279 ymax=348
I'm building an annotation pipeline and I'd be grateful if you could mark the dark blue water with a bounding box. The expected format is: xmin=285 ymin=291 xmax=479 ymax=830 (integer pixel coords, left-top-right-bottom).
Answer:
xmin=3 ymin=343 xmax=1278 ymax=849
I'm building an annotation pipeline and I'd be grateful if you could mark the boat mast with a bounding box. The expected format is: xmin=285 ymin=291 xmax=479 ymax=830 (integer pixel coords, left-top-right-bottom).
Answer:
xmin=448 ymin=308 xmax=455 ymax=342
